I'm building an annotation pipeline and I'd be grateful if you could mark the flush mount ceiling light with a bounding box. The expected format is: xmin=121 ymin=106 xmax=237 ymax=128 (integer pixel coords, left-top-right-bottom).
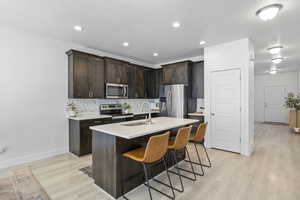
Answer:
xmin=122 ymin=42 xmax=129 ymax=47
xmin=73 ymin=25 xmax=83 ymax=32
xmin=256 ymin=4 xmax=283 ymax=21
xmin=153 ymin=53 xmax=159 ymax=57
xmin=172 ymin=21 xmax=181 ymax=28
xmin=267 ymin=45 xmax=283 ymax=55
xmin=269 ymin=70 xmax=277 ymax=75
xmin=200 ymin=41 xmax=206 ymax=45
xmin=272 ymin=57 xmax=283 ymax=64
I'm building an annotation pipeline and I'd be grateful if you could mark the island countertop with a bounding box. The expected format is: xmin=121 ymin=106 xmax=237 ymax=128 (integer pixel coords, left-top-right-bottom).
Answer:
xmin=90 ymin=117 xmax=198 ymax=139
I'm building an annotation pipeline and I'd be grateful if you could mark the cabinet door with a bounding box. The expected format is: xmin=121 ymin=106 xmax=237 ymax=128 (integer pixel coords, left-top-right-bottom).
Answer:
xmin=105 ymin=58 xmax=128 ymax=84
xmin=127 ymin=64 xmax=136 ymax=98
xmin=192 ymin=61 xmax=204 ymax=98
xmin=145 ymin=70 xmax=156 ymax=98
xmin=80 ymin=126 xmax=92 ymax=155
xmin=135 ymin=67 xmax=145 ymax=98
xmin=74 ymin=53 xmax=90 ymax=98
xmin=162 ymin=62 xmax=190 ymax=85
xmin=89 ymin=56 xmax=105 ymax=98
xmin=155 ymin=69 xmax=164 ymax=98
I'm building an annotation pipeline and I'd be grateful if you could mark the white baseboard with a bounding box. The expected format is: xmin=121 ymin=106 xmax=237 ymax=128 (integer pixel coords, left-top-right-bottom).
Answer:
xmin=0 ymin=148 xmax=69 ymax=169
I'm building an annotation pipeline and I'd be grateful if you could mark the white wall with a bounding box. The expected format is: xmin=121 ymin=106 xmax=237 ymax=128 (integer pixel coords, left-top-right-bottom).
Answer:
xmin=204 ymin=38 xmax=254 ymax=156
xmin=254 ymin=72 xmax=298 ymax=123
xmin=0 ymin=28 xmax=153 ymax=169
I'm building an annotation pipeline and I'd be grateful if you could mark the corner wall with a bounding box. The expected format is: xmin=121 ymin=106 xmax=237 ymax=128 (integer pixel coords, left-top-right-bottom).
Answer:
xmin=204 ymin=38 xmax=254 ymax=156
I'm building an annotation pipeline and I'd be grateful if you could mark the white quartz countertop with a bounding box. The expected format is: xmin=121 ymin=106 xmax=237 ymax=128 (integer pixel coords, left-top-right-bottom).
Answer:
xmin=68 ymin=112 xmax=112 ymax=121
xmin=188 ymin=112 xmax=205 ymax=117
xmin=68 ymin=111 xmax=160 ymax=121
xmin=90 ymin=117 xmax=199 ymax=139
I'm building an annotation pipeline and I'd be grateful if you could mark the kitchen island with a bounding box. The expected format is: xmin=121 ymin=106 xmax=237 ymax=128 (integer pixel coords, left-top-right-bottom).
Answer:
xmin=90 ymin=117 xmax=198 ymax=199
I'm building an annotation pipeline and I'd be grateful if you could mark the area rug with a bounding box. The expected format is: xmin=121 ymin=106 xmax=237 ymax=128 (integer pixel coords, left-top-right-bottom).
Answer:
xmin=79 ymin=166 xmax=93 ymax=178
xmin=0 ymin=167 xmax=51 ymax=200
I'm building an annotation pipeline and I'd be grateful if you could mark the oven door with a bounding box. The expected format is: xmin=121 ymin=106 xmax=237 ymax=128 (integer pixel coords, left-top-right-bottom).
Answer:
xmin=106 ymin=83 xmax=128 ymax=98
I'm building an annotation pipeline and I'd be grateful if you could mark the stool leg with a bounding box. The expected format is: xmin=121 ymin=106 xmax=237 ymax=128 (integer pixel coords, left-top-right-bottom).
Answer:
xmin=202 ymin=144 xmax=212 ymax=168
xmin=172 ymin=150 xmax=184 ymax=192
xmin=162 ymin=157 xmax=176 ymax=199
xmin=171 ymin=147 xmax=198 ymax=180
xmin=142 ymin=163 xmax=153 ymax=200
xmin=193 ymin=143 xmax=205 ymax=175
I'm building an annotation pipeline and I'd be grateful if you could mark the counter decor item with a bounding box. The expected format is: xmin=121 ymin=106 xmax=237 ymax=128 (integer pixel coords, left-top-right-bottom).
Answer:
xmin=122 ymin=103 xmax=131 ymax=114
xmin=66 ymin=102 xmax=77 ymax=117
xmin=285 ymin=93 xmax=300 ymax=134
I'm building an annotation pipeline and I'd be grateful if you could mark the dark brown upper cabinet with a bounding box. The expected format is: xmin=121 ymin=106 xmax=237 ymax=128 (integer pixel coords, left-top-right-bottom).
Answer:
xmin=162 ymin=61 xmax=192 ymax=85
xmin=134 ymin=65 xmax=146 ymax=98
xmin=67 ymin=50 xmax=105 ymax=98
xmin=191 ymin=61 xmax=204 ymax=98
xmin=145 ymin=69 xmax=163 ymax=99
xmin=104 ymin=58 xmax=129 ymax=84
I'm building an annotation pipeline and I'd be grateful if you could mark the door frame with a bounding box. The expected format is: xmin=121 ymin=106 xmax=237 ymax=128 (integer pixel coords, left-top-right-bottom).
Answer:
xmin=263 ymin=85 xmax=287 ymax=123
xmin=210 ymin=68 xmax=242 ymax=153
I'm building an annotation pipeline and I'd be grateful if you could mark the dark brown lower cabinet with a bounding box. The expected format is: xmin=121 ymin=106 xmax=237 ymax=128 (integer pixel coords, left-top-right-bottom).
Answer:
xmin=69 ymin=118 xmax=112 ymax=156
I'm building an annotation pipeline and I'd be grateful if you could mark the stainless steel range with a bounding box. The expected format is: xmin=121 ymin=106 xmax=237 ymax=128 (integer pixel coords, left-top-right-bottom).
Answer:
xmin=100 ymin=104 xmax=133 ymax=122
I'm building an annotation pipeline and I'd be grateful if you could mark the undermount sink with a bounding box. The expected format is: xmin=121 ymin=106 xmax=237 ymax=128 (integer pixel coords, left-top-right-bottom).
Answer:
xmin=122 ymin=121 xmax=154 ymax=127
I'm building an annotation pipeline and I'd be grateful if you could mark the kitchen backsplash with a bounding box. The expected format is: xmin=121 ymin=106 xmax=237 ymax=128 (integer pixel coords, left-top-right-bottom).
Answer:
xmin=68 ymin=99 xmax=160 ymax=114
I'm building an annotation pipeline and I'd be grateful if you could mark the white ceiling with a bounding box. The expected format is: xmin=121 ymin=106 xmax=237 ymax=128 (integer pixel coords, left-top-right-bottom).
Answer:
xmin=0 ymin=0 xmax=299 ymax=72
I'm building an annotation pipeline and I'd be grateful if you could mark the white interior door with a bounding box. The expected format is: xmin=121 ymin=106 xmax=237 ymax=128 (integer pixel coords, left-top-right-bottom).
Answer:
xmin=211 ymin=69 xmax=241 ymax=153
xmin=264 ymin=86 xmax=287 ymax=123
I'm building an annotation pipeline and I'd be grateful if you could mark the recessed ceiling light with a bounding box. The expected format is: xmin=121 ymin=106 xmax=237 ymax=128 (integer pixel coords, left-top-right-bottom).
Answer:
xmin=272 ymin=57 xmax=283 ymax=64
xmin=256 ymin=4 xmax=283 ymax=21
xmin=200 ymin=41 xmax=206 ymax=45
xmin=73 ymin=25 xmax=83 ymax=32
xmin=153 ymin=53 xmax=159 ymax=57
xmin=123 ymin=42 xmax=129 ymax=47
xmin=270 ymin=65 xmax=277 ymax=71
xmin=269 ymin=70 xmax=277 ymax=75
xmin=172 ymin=21 xmax=181 ymax=28
xmin=267 ymin=45 xmax=283 ymax=55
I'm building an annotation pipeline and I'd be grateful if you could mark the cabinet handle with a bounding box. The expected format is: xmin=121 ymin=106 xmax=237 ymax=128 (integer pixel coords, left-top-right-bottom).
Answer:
xmin=93 ymin=121 xmax=102 ymax=124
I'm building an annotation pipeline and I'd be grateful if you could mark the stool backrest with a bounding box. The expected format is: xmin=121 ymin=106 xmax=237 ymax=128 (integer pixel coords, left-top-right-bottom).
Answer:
xmin=143 ymin=131 xmax=170 ymax=163
xmin=173 ymin=125 xmax=192 ymax=149
xmin=194 ymin=122 xmax=208 ymax=142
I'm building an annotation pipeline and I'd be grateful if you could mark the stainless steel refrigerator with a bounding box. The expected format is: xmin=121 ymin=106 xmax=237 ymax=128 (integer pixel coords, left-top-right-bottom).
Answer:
xmin=161 ymin=84 xmax=187 ymax=118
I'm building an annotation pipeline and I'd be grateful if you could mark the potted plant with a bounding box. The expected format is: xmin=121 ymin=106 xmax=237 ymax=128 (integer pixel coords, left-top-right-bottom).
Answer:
xmin=66 ymin=102 xmax=77 ymax=117
xmin=284 ymin=92 xmax=300 ymax=133
xmin=122 ymin=103 xmax=131 ymax=114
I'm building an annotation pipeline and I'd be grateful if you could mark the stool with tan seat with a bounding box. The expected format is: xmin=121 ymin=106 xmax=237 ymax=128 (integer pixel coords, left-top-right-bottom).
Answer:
xmin=185 ymin=122 xmax=211 ymax=176
xmin=122 ymin=131 xmax=175 ymax=200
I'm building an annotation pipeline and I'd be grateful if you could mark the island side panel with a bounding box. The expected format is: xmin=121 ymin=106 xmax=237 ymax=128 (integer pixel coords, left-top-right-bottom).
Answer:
xmin=92 ymin=131 xmax=118 ymax=198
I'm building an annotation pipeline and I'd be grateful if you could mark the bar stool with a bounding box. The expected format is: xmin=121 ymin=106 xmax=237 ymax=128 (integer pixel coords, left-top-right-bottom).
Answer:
xmin=164 ymin=125 xmax=197 ymax=193
xmin=122 ymin=131 xmax=175 ymax=200
xmin=185 ymin=122 xmax=211 ymax=176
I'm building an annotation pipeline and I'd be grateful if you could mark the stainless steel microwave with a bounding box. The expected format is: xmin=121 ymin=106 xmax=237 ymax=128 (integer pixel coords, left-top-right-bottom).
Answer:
xmin=106 ymin=83 xmax=128 ymax=98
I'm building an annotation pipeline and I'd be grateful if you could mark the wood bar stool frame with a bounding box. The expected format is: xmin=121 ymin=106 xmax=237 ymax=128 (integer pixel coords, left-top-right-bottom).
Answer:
xmin=122 ymin=131 xmax=175 ymax=200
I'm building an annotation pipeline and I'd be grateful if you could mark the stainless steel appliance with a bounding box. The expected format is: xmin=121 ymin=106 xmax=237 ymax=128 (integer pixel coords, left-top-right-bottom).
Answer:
xmin=161 ymin=84 xmax=187 ymax=118
xmin=106 ymin=83 xmax=128 ymax=99
xmin=100 ymin=104 xmax=133 ymax=122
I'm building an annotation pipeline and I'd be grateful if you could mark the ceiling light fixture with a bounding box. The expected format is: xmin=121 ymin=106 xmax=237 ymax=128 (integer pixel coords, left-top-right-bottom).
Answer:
xmin=153 ymin=53 xmax=159 ymax=57
xmin=267 ymin=45 xmax=283 ymax=55
xmin=256 ymin=4 xmax=283 ymax=21
xmin=200 ymin=41 xmax=206 ymax=45
xmin=73 ymin=25 xmax=83 ymax=32
xmin=269 ymin=70 xmax=277 ymax=75
xmin=172 ymin=21 xmax=181 ymax=28
xmin=272 ymin=57 xmax=283 ymax=64
xmin=123 ymin=42 xmax=129 ymax=47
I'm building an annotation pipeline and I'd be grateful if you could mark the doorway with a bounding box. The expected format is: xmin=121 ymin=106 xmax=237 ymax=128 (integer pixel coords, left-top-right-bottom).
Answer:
xmin=210 ymin=69 xmax=241 ymax=153
xmin=264 ymin=85 xmax=287 ymax=123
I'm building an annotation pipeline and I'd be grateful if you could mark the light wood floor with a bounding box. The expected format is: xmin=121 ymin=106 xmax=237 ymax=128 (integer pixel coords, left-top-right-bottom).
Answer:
xmin=1 ymin=123 xmax=300 ymax=200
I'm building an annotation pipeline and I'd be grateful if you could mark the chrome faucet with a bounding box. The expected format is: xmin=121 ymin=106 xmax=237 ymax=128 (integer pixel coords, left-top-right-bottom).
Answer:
xmin=142 ymin=102 xmax=152 ymax=125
